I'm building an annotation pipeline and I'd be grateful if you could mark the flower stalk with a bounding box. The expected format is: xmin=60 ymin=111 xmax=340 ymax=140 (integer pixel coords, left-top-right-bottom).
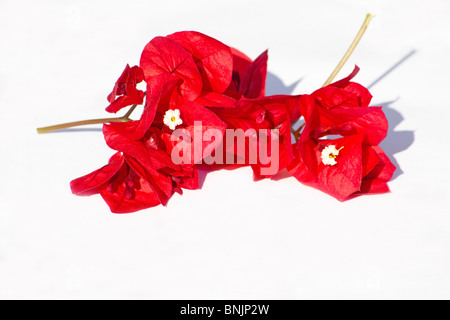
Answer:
xmin=291 ymin=13 xmax=374 ymax=142
xmin=323 ymin=13 xmax=374 ymax=86
xmin=36 ymin=104 xmax=138 ymax=134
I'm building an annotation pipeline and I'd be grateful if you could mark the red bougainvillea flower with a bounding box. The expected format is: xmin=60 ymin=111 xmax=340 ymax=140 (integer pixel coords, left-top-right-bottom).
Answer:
xmin=106 ymin=64 xmax=145 ymax=114
xmin=140 ymin=36 xmax=203 ymax=100
xmin=296 ymin=66 xmax=389 ymax=176
xmin=289 ymin=134 xmax=395 ymax=201
xmin=207 ymin=94 xmax=300 ymax=179
xmin=64 ymin=28 xmax=396 ymax=213
xmin=288 ymin=67 xmax=396 ymax=201
xmin=188 ymin=47 xmax=299 ymax=179
xmin=106 ymin=79 xmax=227 ymax=165
xmin=193 ymin=47 xmax=268 ymax=107
xmin=70 ymin=152 xmax=173 ymax=213
xmin=166 ymin=31 xmax=234 ymax=94
xmin=72 ymin=123 xmax=201 ymax=213
xmin=103 ymin=120 xmax=199 ymax=187
xmin=223 ymin=49 xmax=268 ymax=100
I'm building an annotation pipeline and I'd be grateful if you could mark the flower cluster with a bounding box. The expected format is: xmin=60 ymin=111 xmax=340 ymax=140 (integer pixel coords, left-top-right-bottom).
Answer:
xmin=69 ymin=31 xmax=395 ymax=213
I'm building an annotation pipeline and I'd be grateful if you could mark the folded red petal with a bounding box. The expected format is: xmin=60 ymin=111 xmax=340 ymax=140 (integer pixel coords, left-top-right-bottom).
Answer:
xmin=123 ymin=154 xmax=173 ymax=206
xmin=103 ymin=123 xmax=178 ymax=172
xmin=71 ymin=152 xmax=171 ymax=213
xmin=194 ymin=92 xmax=236 ymax=108
xmin=167 ymin=31 xmax=233 ymax=93
xmin=108 ymin=79 xmax=180 ymax=141
xmin=106 ymin=65 xmax=145 ymax=114
xmin=140 ymin=37 xmax=203 ymax=100
xmin=70 ymin=152 xmax=125 ymax=196
xmin=97 ymin=162 xmax=162 ymax=214
xmin=239 ymin=50 xmax=268 ymax=99
xmin=292 ymin=135 xmax=365 ymax=201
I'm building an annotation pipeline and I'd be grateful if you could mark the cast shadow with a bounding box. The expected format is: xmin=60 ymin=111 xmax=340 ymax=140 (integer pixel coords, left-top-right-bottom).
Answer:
xmin=377 ymin=99 xmax=414 ymax=180
xmin=367 ymin=50 xmax=417 ymax=90
xmin=265 ymin=72 xmax=302 ymax=96
xmin=367 ymin=49 xmax=417 ymax=180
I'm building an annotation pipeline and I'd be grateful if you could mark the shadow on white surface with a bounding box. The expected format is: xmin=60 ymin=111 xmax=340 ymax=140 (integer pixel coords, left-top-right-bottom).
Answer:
xmin=265 ymin=72 xmax=302 ymax=96
xmin=368 ymin=50 xmax=417 ymax=90
xmin=368 ymin=49 xmax=417 ymax=181
xmin=379 ymin=99 xmax=414 ymax=180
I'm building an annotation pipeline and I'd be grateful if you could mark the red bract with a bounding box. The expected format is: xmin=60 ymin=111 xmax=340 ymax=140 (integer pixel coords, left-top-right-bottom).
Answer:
xmin=106 ymin=79 xmax=227 ymax=164
xmin=68 ymin=32 xmax=396 ymax=213
xmin=70 ymin=152 xmax=172 ymax=213
xmin=167 ymin=31 xmax=233 ymax=93
xmin=208 ymin=94 xmax=300 ymax=179
xmin=103 ymin=121 xmax=201 ymax=190
xmin=140 ymin=36 xmax=203 ymax=100
xmin=107 ymin=79 xmax=180 ymax=141
xmin=288 ymin=67 xmax=395 ymax=201
xmin=288 ymin=136 xmax=395 ymax=201
xmin=300 ymin=66 xmax=387 ymax=144
xmin=106 ymin=64 xmax=145 ymax=114
xmin=238 ymin=50 xmax=268 ymax=99
xmin=223 ymin=50 xmax=268 ymax=100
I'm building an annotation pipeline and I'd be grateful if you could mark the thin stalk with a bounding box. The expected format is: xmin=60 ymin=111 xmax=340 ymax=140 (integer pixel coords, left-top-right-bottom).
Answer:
xmin=322 ymin=13 xmax=374 ymax=87
xmin=291 ymin=14 xmax=374 ymax=142
xmin=36 ymin=104 xmax=138 ymax=134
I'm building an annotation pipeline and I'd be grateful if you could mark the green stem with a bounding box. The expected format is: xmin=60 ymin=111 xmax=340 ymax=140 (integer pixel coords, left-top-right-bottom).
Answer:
xmin=36 ymin=104 xmax=138 ymax=134
xmin=291 ymin=13 xmax=374 ymax=143
xmin=323 ymin=13 xmax=374 ymax=87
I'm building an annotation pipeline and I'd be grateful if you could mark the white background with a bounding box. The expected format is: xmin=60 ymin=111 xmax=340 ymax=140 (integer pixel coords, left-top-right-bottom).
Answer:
xmin=0 ymin=0 xmax=449 ymax=299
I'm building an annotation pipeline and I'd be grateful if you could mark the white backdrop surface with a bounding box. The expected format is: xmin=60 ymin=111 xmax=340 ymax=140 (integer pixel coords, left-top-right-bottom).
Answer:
xmin=0 ymin=0 xmax=449 ymax=299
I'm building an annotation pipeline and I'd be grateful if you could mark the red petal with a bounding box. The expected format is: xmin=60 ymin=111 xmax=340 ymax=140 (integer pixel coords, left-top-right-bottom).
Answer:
xmin=355 ymin=146 xmax=396 ymax=196
xmin=124 ymin=155 xmax=173 ymax=206
xmin=107 ymin=65 xmax=130 ymax=103
xmin=170 ymin=94 xmax=227 ymax=163
xmin=297 ymin=106 xmax=322 ymax=175
xmin=358 ymin=179 xmax=390 ymax=194
xmin=331 ymin=65 xmax=360 ymax=87
xmin=106 ymin=92 xmax=145 ymax=114
xmin=99 ymin=170 xmax=162 ymax=213
xmin=317 ymin=135 xmax=365 ymax=200
xmin=194 ymin=92 xmax=236 ymax=108
xmin=320 ymin=106 xmax=388 ymax=146
xmin=339 ymin=82 xmax=373 ymax=107
xmin=230 ymin=47 xmax=252 ymax=80
xmin=239 ymin=50 xmax=268 ymax=99
xmin=140 ymin=37 xmax=202 ymax=100
xmin=312 ymin=86 xmax=359 ymax=109
xmin=253 ymin=95 xmax=301 ymax=124
xmin=108 ymin=79 xmax=179 ymax=141
xmin=106 ymin=65 xmax=145 ymax=114
xmin=298 ymin=94 xmax=316 ymax=120
xmin=168 ymin=165 xmax=200 ymax=190
xmin=70 ymin=153 xmax=124 ymax=196
xmin=361 ymin=144 xmax=381 ymax=178
xmin=167 ymin=31 xmax=233 ymax=93
xmin=293 ymin=135 xmax=365 ymax=201
xmin=365 ymin=146 xmax=396 ymax=182
xmin=103 ymin=124 xmax=178 ymax=171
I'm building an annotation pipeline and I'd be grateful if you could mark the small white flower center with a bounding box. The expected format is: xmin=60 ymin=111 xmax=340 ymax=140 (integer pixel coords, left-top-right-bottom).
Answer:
xmin=163 ymin=109 xmax=183 ymax=130
xmin=321 ymin=145 xmax=343 ymax=166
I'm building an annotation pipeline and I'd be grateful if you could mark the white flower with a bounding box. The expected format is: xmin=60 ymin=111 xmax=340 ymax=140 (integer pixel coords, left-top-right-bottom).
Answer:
xmin=163 ymin=109 xmax=183 ymax=130
xmin=321 ymin=145 xmax=343 ymax=166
